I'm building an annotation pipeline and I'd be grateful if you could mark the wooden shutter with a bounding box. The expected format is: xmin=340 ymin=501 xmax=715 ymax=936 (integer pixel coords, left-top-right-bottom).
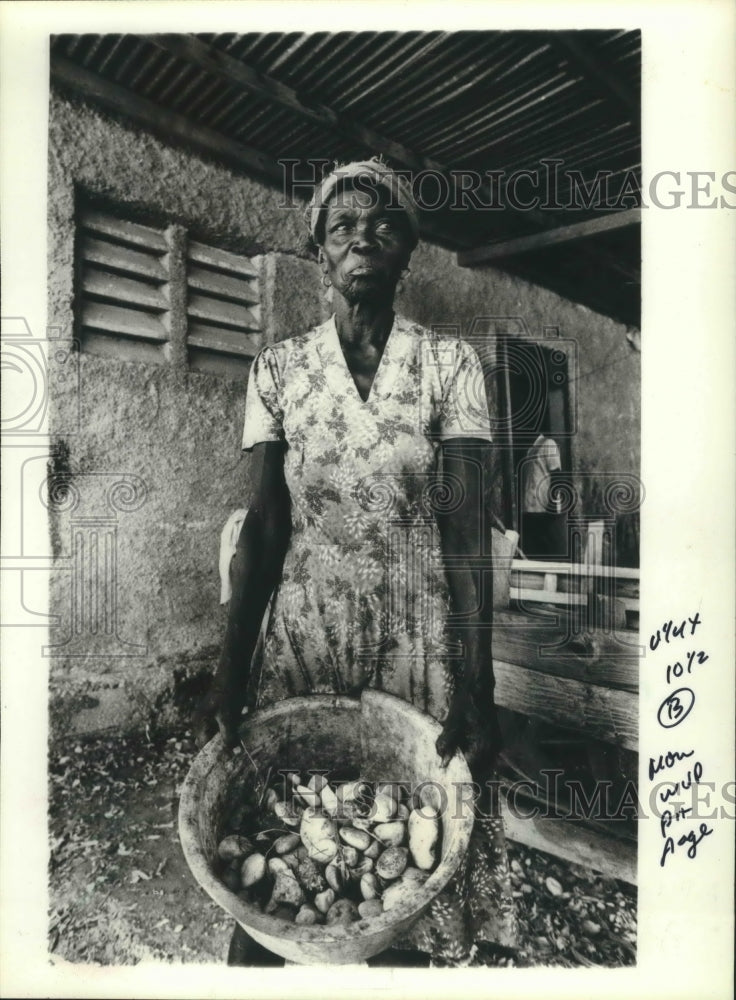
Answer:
xmin=78 ymin=208 xmax=170 ymax=362
xmin=186 ymin=241 xmax=261 ymax=375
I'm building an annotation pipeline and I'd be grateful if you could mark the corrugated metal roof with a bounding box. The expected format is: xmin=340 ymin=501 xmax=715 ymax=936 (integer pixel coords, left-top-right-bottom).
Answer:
xmin=50 ymin=31 xmax=641 ymax=325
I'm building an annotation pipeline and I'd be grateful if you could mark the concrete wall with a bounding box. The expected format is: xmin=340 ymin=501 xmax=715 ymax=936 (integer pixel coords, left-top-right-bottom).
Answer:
xmin=47 ymin=90 xmax=640 ymax=738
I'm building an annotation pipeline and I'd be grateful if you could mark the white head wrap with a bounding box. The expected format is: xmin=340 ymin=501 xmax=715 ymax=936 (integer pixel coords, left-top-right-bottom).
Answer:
xmin=306 ymin=157 xmax=420 ymax=248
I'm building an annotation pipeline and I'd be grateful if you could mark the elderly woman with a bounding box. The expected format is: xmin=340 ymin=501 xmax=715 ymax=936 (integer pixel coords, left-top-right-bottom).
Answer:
xmin=198 ymin=158 xmax=517 ymax=966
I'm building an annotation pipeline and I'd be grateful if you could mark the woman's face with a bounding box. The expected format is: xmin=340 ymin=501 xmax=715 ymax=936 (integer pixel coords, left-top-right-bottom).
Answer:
xmin=320 ymin=183 xmax=413 ymax=306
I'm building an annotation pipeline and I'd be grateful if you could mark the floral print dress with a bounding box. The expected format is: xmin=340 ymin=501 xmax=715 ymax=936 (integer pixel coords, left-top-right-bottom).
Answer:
xmin=241 ymin=313 xmax=517 ymax=962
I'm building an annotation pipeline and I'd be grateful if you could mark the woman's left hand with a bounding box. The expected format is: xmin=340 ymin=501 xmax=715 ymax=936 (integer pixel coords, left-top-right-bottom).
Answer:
xmin=436 ymin=689 xmax=502 ymax=775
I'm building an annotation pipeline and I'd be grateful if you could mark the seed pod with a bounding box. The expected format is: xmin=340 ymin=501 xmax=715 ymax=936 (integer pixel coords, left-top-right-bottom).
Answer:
xmin=296 ymin=857 xmax=327 ymax=894
xmin=373 ymin=821 xmax=405 ymax=847
xmin=325 ymin=861 xmax=345 ymax=893
xmin=341 ymin=845 xmax=360 ymax=868
xmin=408 ymin=806 xmax=439 ymax=870
xmin=314 ymin=887 xmax=335 ymax=915
xmin=263 ymin=788 xmax=279 ymax=811
xmin=320 ymin=784 xmax=339 ymax=817
xmin=351 ymin=857 xmax=374 ymax=879
xmin=273 ymin=801 xmax=300 ymax=828
xmin=370 ymin=792 xmax=397 ymax=823
xmin=376 ymin=846 xmax=408 ymax=881
xmin=339 ymin=827 xmax=371 ymax=851
xmin=296 ymin=784 xmax=321 ymax=808
xmin=240 ymin=852 xmax=266 ymax=888
xmin=268 ymin=857 xmax=289 ymax=876
xmin=360 ymin=872 xmax=380 ymax=900
xmin=217 ymin=834 xmax=254 ymax=863
xmin=274 ymin=833 xmax=300 ymax=855
xmin=376 ymin=782 xmax=402 ymax=803
xmin=300 ymin=807 xmax=338 ymax=864
xmin=358 ymin=899 xmax=383 ymax=919
xmin=307 ymin=773 xmax=329 ymax=793
xmin=295 ymin=904 xmax=320 ymax=926
xmin=337 ymin=780 xmax=369 ymax=803
xmin=269 ymin=871 xmax=305 ymax=909
xmin=335 ymin=799 xmax=365 ymax=824
xmin=364 ymin=839 xmax=382 ymax=860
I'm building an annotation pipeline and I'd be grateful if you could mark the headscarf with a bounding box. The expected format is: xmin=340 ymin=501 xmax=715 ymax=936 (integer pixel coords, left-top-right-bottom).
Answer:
xmin=306 ymin=157 xmax=420 ymax=248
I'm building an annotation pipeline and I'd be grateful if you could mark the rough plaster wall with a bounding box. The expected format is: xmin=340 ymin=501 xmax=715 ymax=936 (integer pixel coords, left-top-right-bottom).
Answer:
xmin=48 ymin=93 xmax=324 ymax=737
xmin=48 ymin=91 xmax=639 ymax=737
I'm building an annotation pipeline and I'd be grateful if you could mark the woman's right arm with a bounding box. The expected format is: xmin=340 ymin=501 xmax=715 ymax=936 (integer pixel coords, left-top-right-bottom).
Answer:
xmin=196 ymin=440 xmax=291 ymax=747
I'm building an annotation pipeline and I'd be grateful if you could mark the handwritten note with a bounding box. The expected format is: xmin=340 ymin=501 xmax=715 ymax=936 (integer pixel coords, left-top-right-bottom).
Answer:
xmin=648 ymin=612 xmax=713 ymax=867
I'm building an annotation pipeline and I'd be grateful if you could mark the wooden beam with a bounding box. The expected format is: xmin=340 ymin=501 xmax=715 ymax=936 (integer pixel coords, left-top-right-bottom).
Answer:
xmin=143 ymin=33 xmax=438 ymax=175
xmin=500 ymin=795 xmax=637 ymax=884
xmin=493 ymin=658 xmax=638 ymax=750
xmin=458 ymin=209 xmax=640 ymax=266
xmin=493 ymin=609 xmax=639 ymax=693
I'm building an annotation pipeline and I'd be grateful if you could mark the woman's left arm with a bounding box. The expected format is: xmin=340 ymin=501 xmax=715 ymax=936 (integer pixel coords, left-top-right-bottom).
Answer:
xmin=434 ymin=437 xmax=501 ymax=773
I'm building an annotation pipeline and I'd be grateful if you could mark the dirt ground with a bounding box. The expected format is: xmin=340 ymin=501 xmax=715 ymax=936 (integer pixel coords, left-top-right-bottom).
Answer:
xmin=49 ymin=729 xmax=637 ymax=968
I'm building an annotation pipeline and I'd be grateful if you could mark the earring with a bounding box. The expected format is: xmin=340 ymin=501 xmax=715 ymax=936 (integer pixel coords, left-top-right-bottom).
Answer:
xmin=322 ymin=273 xmax=332 ymax=288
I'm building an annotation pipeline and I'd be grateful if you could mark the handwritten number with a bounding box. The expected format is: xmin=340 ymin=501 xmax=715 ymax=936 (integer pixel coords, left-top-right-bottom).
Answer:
xmin=657 ymin=687 xmax=695 ymax=729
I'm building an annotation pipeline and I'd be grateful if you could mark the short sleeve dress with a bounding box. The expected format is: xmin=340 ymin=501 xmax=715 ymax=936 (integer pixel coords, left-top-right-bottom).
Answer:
xmin=242 ymin=313 xmax=517 ymax=963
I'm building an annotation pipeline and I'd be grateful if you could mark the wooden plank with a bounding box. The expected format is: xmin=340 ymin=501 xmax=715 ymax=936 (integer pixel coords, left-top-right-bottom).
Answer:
xmin=512 ymin=559 xmax=640 ymax=580
xmin=187 ymin=295 xmax=259 ymax=331
xmin=82 ymin=267 xmax=169 ymax=311
xmin=80 ymin=330 xmax=166 ymax=365
xmin=80 ymin=208 xmax=168 ymax=251
xmin=143 ymin=33 xmax=438 ymax=175
xmin=187 ymin=242 xmax=258 ymax=278
xmin=458 ymin=209 xmax=641 ymax=266
xmin=81 ymin=301 xmax=168 ymax=341
xmin=187 ymin=264 xmax=259 ymax=304
xmin=510 ymin=587 xmax=587 ymax=606
xmin=493 ymin=658 xmax=638 ymax=749
xmin=500 ymin=794 xmax=637 ymax=885
xmin=188 ymin=323 xmax=261 ymax=358
xmin=493 ymin=608 xmax=640 ymax=691
xmin=81 ymin=235 xmax=167 ymax=282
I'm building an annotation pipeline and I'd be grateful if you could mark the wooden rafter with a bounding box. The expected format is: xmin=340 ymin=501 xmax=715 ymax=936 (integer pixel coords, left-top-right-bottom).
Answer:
xmin=457 ymin=209 xmax=640 ymax=266
xmin=142 ymin=33 xmax=439 ymax=174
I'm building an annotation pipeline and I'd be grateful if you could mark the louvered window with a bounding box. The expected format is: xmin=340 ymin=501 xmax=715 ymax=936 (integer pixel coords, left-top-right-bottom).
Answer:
xmin=186 ymin=240 xmax=261 ymax=377
xmin=78 ymin=208 xmax=170 ymax=364
xmin=76 ymin=204 xmax=263 ymax=375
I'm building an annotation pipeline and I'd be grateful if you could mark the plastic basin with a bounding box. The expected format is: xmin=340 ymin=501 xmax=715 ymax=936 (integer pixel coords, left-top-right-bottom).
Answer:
xmin=178 ymin=689 xmax=474 ymax=965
